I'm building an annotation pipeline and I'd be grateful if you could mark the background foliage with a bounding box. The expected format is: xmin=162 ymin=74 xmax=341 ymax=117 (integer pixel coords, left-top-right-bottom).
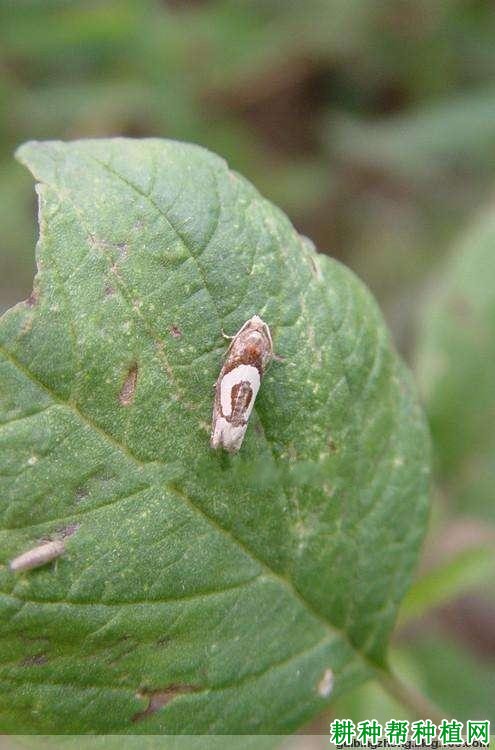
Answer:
xmin=0 ymin=0 xmax=494 ymax=733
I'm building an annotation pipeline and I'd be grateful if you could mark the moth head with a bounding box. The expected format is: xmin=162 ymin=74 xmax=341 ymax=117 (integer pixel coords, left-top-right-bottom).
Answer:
xmin=244 ymin=315 xmax=273 ymax=366
xmin=247 ymin=315 xmax=271 ymax=340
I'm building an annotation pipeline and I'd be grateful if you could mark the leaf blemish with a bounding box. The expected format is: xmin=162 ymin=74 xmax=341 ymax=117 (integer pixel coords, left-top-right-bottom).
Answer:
xmin=309 ymin=254 xmax=323 ymax=281
xmin=20 ymin=317 xmax=34 ymax=336
xmin=25 ymin=289 xmax=39 ymax=307
xmin=317 ymin=668 xmax=334 ymax=698
xmin=119 ymin=363 xmax=138 ymax=406
xmin=132 ymin=685 xmax=200 ymax=722
xmin=61 ymin=522 xmax=80 ymax=538
xmin=75 ymin=486 xmax=89 ymax=502
xmin=21 ymin=653 xmax=48 ymax=667
xmin=328 ymin=438 xmax=338 ymax=453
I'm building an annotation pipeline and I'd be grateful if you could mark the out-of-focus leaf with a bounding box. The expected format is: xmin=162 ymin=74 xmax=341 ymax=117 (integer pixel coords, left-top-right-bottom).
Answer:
xmin=399 ymin=634 xmax=495 ymax=723
xmin=255 ymin=160 xmax=330 ymax=215
xmin=144 ymin=0 xmax=378 ymax=91
xmin=0 ymin=1 xmax=140 ymax=63
xmin=399 ymin=546 xmax=495 ymax=624
xmin=0 ymin=163 xmax=36 ymax=311
xmin=329 ymin=673 xmax=410 ymax=724
xmin=12 ymin=84 xmax=163 ymax=138
xmin=416 ymin=211 xmax=495 ymax=520
xmin=332 ymin=632 xmax=495 ymax=725
xmin=330 ymin=89 xmax=495 ymax=180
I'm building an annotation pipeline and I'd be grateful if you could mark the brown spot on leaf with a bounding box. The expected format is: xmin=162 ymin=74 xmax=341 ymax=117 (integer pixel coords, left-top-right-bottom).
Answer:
xmin=132 ymin=685 xmax=200 ymax=723
xmin=119 ymin=364 xmax=138 ymax=406
xmin=20 ymin=317 xmax=34 ymax=336
xmin=309 ymin=254 xmax=321 ymax=279
xmin=170 ymin=325 xmax=182 ymax=339
xmin=60 ymin=523 xmax=80 ymax=539
xmin=25 ymin=289 xmax=39 ymax=307
xmin=75 ymin=486 xmax=88 ymax=502
xmin=21 ymin=653 xmax=48 ymax=667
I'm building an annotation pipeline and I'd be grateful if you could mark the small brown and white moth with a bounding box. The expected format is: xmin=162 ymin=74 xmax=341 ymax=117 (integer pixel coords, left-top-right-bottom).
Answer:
xmin=211 ymin=315 xmax=273 ymax=454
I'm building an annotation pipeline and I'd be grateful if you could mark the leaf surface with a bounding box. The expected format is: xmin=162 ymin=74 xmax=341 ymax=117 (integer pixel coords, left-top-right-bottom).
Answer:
xmin=0 ymin=139 xmax=430 ymax=732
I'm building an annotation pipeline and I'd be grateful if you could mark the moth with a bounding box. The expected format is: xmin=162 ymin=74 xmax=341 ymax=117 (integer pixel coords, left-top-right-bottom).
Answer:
xmin=211 ymin=315 xmax=273 ymax=453
xmin=9 ymin=539 xmax=65 ymax=572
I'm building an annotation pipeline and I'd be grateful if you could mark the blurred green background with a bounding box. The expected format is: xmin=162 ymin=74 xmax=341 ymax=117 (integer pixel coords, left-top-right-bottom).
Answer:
xmin=1 ymin=0 xmax=494 ymax=732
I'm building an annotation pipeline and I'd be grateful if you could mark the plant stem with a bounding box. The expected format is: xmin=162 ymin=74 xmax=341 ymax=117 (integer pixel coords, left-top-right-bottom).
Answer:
xmin=377 ymin=668 xmax=446 ymax=725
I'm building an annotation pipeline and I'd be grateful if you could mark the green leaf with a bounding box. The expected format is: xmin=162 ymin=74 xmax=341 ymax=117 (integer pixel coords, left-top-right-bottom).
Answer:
xmin=8 ymin=735 xmax=278 ymax=750
xmin=399 ymin=546 xmax=495 ymax=624
xmin=416 ymin=212 xmax=495 ymax=520
xmin=6 ymin=734 xmax=280 ymax=750
xmin=330 ymin=88 xmax=495 ymax=181
xmin=397 ymin=634 xmax=495 ymax=724
xmin=0 ymin=138 xmax=430 ymax=733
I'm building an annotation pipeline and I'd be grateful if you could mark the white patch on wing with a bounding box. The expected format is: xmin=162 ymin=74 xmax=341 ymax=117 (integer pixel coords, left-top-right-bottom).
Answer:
xmin=220 ymin=364 xmax=260 ymax=417
xmin=211 ymin=416 xmax=248 ymax=453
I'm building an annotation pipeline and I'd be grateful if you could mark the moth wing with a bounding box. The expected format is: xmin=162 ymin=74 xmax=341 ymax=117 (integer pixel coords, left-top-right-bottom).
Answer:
xmin=210 ymin=414 xmax=247 ymax=453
